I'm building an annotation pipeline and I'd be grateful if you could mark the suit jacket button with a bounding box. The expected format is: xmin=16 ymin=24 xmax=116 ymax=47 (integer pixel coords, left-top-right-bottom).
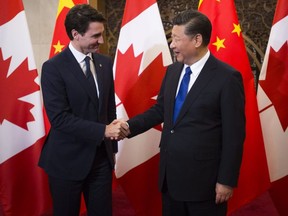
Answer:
xmin=170 ymin=130 xmax=174 ymax=134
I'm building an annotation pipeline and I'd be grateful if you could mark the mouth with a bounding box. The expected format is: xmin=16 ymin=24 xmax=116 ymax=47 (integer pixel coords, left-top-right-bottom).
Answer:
xmin=90 ymin=47 xmax=99 ymax=53
xmin=173 ymin=51 xmax=180 ymax=57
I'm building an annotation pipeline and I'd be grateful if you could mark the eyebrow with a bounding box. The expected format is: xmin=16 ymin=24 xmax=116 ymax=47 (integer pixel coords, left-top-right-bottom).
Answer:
xmin=92 ymin=32 xmax=102 ymax=37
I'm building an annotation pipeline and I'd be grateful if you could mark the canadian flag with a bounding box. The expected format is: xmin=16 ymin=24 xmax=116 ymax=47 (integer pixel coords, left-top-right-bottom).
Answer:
xmin=113 ymin=0 xmax=172 ymax=214
xmin=257 ymin=0 xmax=288 ymax=214
xmin=0 ymin=0 xmax=52 ymax=215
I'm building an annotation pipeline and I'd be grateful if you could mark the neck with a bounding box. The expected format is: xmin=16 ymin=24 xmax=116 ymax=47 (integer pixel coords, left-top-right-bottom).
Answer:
xmin=186 ymin=47 xmax=208 ymax=66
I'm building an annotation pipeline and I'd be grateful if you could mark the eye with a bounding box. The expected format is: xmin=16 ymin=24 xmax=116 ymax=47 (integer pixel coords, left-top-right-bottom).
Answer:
xmin=172 ymin=37 xmax=180 ymax=43
xmin=93 ymin=33 xmax=102 ymax=39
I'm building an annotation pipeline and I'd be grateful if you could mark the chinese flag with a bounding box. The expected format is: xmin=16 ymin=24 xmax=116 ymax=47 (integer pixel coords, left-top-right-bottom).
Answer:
xmin=0 ymin=0 xmax=52 ymax=215
xmin=114 ymin=0 xmax=172 ymax=215
xmin=49 ymin=0 xmax=88 ymax=58
xmin=198 ymin=0 xmax=271 ymax=214
xmin=257 ymin=0 xmax=288 ymax=214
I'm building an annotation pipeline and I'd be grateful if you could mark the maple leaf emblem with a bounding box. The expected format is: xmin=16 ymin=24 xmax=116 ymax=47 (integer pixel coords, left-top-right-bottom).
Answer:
xmin=115 ymin=45 xmax=167 ymax=131
xmin=0 ymin=49 xmax=39 ymax=130
xmin=259 ymin=42 xmax=288 ymax=130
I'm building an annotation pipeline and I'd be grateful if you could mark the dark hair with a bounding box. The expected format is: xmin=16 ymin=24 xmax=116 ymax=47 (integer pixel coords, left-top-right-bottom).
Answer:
xmin=65 ymin=4 xmax=106 ymax=40
xmin=172 ymin=10 xmax=212 ymax=46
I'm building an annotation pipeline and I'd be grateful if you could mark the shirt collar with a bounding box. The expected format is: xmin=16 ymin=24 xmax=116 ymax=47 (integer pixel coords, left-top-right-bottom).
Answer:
xmin=68 ymin=42 xmax=92 ymax=63
xmin=185 ymin=50 xmax=210 ymax=77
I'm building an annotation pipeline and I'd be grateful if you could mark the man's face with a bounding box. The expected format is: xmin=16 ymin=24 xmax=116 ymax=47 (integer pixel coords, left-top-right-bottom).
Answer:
xmin=76 ymin=21 xmax=105 ymax=54
xmin=170 ymin=25 xmax=196 ymax=65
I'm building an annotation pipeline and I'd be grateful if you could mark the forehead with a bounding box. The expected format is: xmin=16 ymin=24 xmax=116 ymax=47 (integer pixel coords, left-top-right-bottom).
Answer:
xmin=86 ymin=21 xmax=105 ymax=34
xmin=171 ymin=25 xmax=186 ymax=37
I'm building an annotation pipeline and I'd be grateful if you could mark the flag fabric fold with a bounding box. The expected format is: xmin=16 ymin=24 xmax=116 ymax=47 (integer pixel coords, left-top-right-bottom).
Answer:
xmin=113 ymin=0 xmax=172 ymax=215
xmin=0 ymin=0 xmax=52 ymax=215
xmin=257 ymin=0 xmax=288 ymax=214
xmin=198 ymin=0 xmax=271 ymax=214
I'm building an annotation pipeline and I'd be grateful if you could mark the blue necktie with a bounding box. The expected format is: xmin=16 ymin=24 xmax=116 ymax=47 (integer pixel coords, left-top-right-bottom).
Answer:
xmin=84 ymin=56 xmax=97 ymax=94
xmin=84 ymin=56 xmax=92 ymax=78
xmin=173 ymin=67 xmax=192 ymax=123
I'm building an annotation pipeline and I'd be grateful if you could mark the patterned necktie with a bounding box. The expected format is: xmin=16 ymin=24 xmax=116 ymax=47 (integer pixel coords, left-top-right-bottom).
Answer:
xmin=173 ymin=67 xmax=192 ymax=123
xmin=84 ymin=56 xmax=97 ymax=94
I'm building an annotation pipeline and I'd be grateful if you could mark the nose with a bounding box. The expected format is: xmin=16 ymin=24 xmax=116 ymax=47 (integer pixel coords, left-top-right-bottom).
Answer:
xmin=98 ymin=35 xmax=104 ymax=44
xmin=170 ymin=40 xmax=175 ymax=49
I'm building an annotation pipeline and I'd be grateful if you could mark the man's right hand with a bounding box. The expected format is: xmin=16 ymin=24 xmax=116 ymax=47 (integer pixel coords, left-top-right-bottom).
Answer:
xmin=105 ymin=119 xmax=130 ymax=140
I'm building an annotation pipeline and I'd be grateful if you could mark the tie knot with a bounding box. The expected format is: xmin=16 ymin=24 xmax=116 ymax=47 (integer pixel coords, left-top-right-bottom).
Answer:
xmin=185 ymin=66 xmax=192 ymax=75
xmin=84 ymin=56 xmax=91 ymax=64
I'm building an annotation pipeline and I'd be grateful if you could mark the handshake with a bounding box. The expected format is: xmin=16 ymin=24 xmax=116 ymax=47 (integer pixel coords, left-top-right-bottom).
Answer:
xmin=105 ymin=119 xmax=131 ymax=140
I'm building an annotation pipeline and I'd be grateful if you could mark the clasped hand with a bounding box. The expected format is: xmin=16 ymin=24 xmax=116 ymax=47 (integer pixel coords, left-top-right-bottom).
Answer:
xmin=105 ymin=119 xmax=130 ymax=140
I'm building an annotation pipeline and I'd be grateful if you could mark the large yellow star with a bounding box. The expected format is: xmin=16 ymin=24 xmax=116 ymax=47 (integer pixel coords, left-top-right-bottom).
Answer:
xmin=56 ymin=0 xmax=75 ymax=18
xmin=212 ymin=37 xmax=226 ymax=51
xmin=232 ymin=23 xmax=242 ymax=37
xmin=53 ymin=40 xmax=65 ymax=54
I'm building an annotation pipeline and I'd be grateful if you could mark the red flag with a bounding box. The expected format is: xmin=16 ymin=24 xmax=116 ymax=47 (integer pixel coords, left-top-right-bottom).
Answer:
xmin=114 ymin=0 xmax=172 ymax=215
xmin=257 ymin=0 xmax=288 ymax=214
xmin=0 ymin=0 xmax=52 ymax=215
xmin=49 ymin=0 xmax=88 ymax=59
xmin=198 ymin=0 xmax=271 ymax=214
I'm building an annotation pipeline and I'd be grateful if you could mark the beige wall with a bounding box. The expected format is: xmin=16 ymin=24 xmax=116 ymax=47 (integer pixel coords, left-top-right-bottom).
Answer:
xmin=23 ymin=0 xmax=58 ymax=74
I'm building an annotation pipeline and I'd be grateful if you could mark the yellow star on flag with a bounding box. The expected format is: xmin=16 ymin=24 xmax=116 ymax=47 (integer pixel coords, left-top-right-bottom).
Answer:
xmin=232 ymin=23 xmax=241 ymax=37
xmin=198 ymin=0 xmax=204 ymax=8
xmin=199 ymin=0 xmax=220 ymax=9
xmin=56 ymin=0 xmax=75 ymax=18
xmin=212 ymin=36 xmax=225 ymax=51
xmin=53 ymin=40 xmax=65 ymax=54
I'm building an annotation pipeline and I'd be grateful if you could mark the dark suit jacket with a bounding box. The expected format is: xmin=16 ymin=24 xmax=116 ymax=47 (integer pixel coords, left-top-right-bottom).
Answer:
xmin=39 ymin=47 xmax=117 ymax=181
xmin=128 ymin=54 xmax=245 ymax=202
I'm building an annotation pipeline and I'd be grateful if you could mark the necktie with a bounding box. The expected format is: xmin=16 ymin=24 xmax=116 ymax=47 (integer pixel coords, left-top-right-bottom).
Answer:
xmin=173 ymin=67 xmax=192 ymax=123
xmin=84 ymin=56 xmax=97 ymax=94
xmin=84 ymin=56 xmax=92 ymax=78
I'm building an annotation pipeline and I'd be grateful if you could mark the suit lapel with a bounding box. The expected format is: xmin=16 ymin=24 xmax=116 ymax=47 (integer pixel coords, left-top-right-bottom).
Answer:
xmin=92 ymin=54 xmax=104 ymax=110
xmin=174 ymin=55 xmax=218 ymax=125
xmin=64 ymin=48 xmax=99 ymax=108
xmin=167 ymin=63 xmax=184 ymax=125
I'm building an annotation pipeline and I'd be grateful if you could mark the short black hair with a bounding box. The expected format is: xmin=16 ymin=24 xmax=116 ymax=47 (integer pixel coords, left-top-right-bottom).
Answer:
xmin=65 ymin=4 xmax=106 ymax=40
xmin=172 ymin=10 xmax=212 ymax=46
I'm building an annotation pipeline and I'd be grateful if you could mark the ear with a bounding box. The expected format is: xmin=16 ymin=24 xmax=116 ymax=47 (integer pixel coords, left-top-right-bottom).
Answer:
xmin=71 ymin=29 xmax=79 ymax=40
xmin=194 ymin=34 xmax=203 ymax=48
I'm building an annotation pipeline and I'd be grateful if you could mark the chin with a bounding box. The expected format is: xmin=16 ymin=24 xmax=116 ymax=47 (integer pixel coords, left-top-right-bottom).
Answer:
xmin=89 ymin=47 xmax=99 ymax=53
xmin=176 ymin=57 xmax=184 ymax=63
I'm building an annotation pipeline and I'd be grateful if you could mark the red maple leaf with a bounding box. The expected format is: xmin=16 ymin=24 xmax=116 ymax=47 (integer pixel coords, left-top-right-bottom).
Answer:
xmin=115 ymin=45 xmax=167 ymax=131
xmin=0 ymin=49 xmax=39 ymax=130
xmin=259 ymin=42 xmax=288 ymax=130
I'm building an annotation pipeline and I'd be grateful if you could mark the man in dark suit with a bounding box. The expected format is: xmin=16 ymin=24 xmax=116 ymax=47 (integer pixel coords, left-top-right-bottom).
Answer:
xmin=121 ymin=10 xmax=245 ymax=216
xmin=39 ymin=4 xmax=128 ymax=216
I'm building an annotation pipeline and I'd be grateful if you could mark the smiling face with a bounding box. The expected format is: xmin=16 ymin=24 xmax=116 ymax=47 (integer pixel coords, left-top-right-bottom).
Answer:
xmin=170 ymin=25 xmax=197 ymax=65
xmin=71 ymin=21 xmax=105 ymax=55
